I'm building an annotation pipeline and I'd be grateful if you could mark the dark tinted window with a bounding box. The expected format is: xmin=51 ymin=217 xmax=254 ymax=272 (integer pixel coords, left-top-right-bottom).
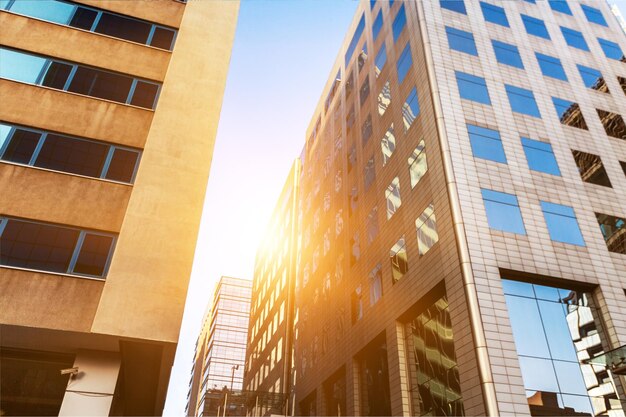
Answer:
xmin=95 ymin=12 xmax=151 ymax=44
xmin=68 ymin=67 xmax=133 ymax=103
xmin=150 ymin=27 xmax=176 ymax=50
xmin=597 ymin=110 xmax=626 ymax=139
xmin=596 ymin=213 xmax=626 ymax=254
xmin=0 ymin=220 xmax=79 ymax=273
xmin=41 ymin=61 xmax=72 ymax=89
xmin=619 ymin=76 xmax=626 ymax=95
xmin=73 ymin=233 xmax=114 ymax=276
xmin=130 ymin=81 xmax=159 ymax=109
xmin=35 ymin=133 xmax=107 ymax=177
xmin=1 ymin=128 xmax=41 ymax=164
xmin=105 ymin=148 xmax=138 ymax=183
xmin=620 ymin=161 xmax=626 ymax=176
xmin=572 ymin=150 xmax=612 ymax=187
xmin=70 ymin=6 xmax=98 ymax=30
xmin=360 ymin=76 xmax=370 ymax=106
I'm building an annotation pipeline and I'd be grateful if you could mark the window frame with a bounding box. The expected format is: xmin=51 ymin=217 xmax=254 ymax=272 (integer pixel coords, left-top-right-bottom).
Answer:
xmin=0 ymin=216 xmax=117 ymax=279
xmin=0 ymin=122 xmax=141 ymax=183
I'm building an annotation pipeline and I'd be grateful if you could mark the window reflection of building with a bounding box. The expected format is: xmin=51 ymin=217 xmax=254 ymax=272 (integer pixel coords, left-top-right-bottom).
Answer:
xmin=502 ymin=279 xmax=625 ymax=417
xmin=404 ymin=294 xmax=465 ymax=416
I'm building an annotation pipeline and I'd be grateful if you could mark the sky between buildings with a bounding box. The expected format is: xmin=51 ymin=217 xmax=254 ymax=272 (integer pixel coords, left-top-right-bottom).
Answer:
xmin=162 ymin=0 xmax=626 ymax=414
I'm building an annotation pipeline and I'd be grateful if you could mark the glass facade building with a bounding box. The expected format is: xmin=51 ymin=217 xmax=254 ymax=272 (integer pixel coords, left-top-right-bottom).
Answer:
xmin=288 ymin=0 xmax=626 ymax=416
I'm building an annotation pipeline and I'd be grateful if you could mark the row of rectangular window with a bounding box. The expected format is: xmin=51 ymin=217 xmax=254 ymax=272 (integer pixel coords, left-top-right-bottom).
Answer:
xmin=443 ymin=0 xmax=610 ymax=31
xmin=0 ymin=217 xmax=116 ymax=278
xmin=482 ymin=189 xmax=625 ymax=254
xmin=1 ymin=0 xmax=177 ymax=51
xmin=447 ymin=26 xmax=623 ymax=94
xmin=0 ymin=47 xmax=161 ymax=109
xmin=0 ymin=122 xmax=140 ymax=183
xmin=455 ymin=70 xmax=626 ymax=139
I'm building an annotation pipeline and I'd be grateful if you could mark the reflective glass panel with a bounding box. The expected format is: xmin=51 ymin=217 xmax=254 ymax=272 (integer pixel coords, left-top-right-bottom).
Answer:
xmin=446 ymin=26 xmax=477 ymax=56
xmin=456 ymin=71 xmax=491 ymax=105
xmin=577 ymin=65 xmax=609 ymax=93
xmin=408 ymin=140 xmax=427 ymax=188
xmin=385 ymin=177 xmax=401 ymax=219
xmin=373 ymin=11 xmax=383 ymax=41
xmin=368 ymin=263 xmax=383 ymax=305
xmin=377 ymin=80 xmax=391 ymax=116
xmin=73 ymin=233 xmax=114 ymax=276
xmin=552 ymin=97 xmax=588 ymax=129
xmin=7 ymin=0 xmax=75 ymax=24
xmin=572 ymin=150 xmax=612 ymax=187
xmin=597 ymin=109 xmax=626 ymax=139
xmin=390 ymin=237 xmax=408 ymax=283
xmin=522 ymin=15 xmax=550 ymax=39
xmin=440 ymin=0 xmax=466 ymax=14
xmin=480 ymin=2 xmax=509 ymax=27
xmin=392 ymin=4 xmax=406 ymax=42
xmin=492 ymin=40 xmax=523 ymax=68
xmin=0 ymin=48 xmax=48 ymax=84
xmin=396 ymin=43 xmax=413 ymax=84
xmin=375 ymin=44 xmax=387 ymax=77
xmin=540 ymin=201 xmax=585 ymax=246
xmin=549 ymin=0 xmax=572 ymax=15
xmin=536 ymin=53 xmax=567 ymax=81
xmin=506 ymin=85 xmax=541 ymax=117
xmin=561 ymin=27 xmax=589 ymax=51
xmin=105 ymin=148 xmax=139 ymax=183
xmin=481 ymin=189 xmax=526 ymax=234
xmin=522 ymin=137 xmax=560 ymax=175
xmin=595 ymin=213 xmax=626 ymax=254
xmin=0 ymin=126 xmax=41 ymax=165
xmin=467 ymin=124 xmax=506 ymax=163
xmin=381 ymin=124 xmax=396 ymax=166
xmin=581 ymin=4 xmax=607 ymax=26
xmin=598 ymin=38 xmax=624 ymax=61
xmin=402 ymin=87 xmax=420 ymax=131
xmin=415 ymin=204 xmax=438 ymax=255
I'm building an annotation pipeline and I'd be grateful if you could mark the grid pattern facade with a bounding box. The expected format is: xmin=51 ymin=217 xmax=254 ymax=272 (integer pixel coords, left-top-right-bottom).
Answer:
xmin=243 ymin=160 xmax=300 ymax=412
xmin=292 ymin=0 xmax=626 ymax=416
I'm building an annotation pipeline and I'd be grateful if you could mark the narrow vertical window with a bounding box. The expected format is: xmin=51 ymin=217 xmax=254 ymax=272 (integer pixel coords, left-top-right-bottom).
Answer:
xmin=368 ymin=263 xmax=383 ymax=305
xmin=375 ymin=44 xmax=387 ymax=77
xmin=415 ymin=204 xmax=438 ymax=255
xmin=378 ymin=80 xmax=391 ymax=116
xmin=385 ymin=177 xmax=401 ymax=219
xmin=381 ymin=124 xmax=396 ymax=166
xmin=402 ymin=87 xmax=420 ymax=131
xmin=392 ymin=4 xmax=407 ymax=42
xmin=408 ymin=140 xmax=427 ymax=188
xmin=396 ymin=43 xmax=413 ymax=84
xmin=389 ymin=237 xmax=408 ymax=283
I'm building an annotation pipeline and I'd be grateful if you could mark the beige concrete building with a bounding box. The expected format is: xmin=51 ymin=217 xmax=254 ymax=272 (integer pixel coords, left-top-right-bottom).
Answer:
xmin=0 ymin=0 xmax=238 ymax=415
xmin=294 ymin=0 xmax=626 ymax=416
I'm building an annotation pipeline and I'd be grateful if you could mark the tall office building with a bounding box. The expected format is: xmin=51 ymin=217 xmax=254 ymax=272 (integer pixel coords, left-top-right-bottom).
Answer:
xmin=186 ymin=276 xmax=251 ymax=417
xmin=294 ymin=0 xmax=626 ymax=416
xmin=243 ymin=160 xmax=301 ymax=415
xmin=0 ymin=1 xmax=238 ymax=415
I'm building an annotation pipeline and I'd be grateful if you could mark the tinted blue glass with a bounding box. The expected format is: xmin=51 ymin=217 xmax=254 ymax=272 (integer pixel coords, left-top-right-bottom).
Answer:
xmin=577 ymin=64 xmax=604 ymax=89
xmin=598 ymin=38 xmax=624 ymax=61
xmin=492 ymin=40 xmax=523 ymax=68
xmin=480 ymin=2 xmax=509 ymax=27
xmin=404 ymin=87 xmax=420 ymax=126
xmin=481 ymin=189 xmax=526 ymax=234
xmin=501 ymin=279 xmax=535 ymax=297
xmin=6 ymin=0 xmax=76 ymax=24
xmin=396 ymin=43 xmax=412 ymax=84
xmin=370 ymin=0 xmax=376 ymax=9
xmin=372 ymin=11 xmax=383 ymax=41
xmin=505 ymin=296 xmax=551 ymax=357
xmin=446 ymin=27 xmax=477 ymax=56
xmin=467 ymin=124 xmax=506 ymax=163
xmin=522 ymin=137 xmax=560 ymax=175
xmin=553 ymin=361 xmax=592 ymax=396
xmin=0 ymin=48 xmax=48 ymax=84
xmin=392 ymin=5 xmax=406 ymax=42
xmin=521 ymin=15 xmax=550 ymax=39
xmin=535 ymin=53 xmax=567 ymax=81
xmin=561 ymin=27 xmax=589 ymax=51
xmin=549 ymin=0 xmax=572 ymax=15
xmin=456 ymin=71 xmax=491 ymax=105
xmin=523 ymin=0 xmax=536 ymax=3
xmin=518 ymin=356 xmax=560 ymax=392
xmin=345 ymin=14 xmax=366 ymax=66
xmin=552 ymin=97 xmax=576 ymax=119
xmin=541 ymin=201 xmax=585 ymax=245
xmin=537 ymin=301 xmax=578 ymax=362
xmin=375 ymin=44 xmax=387 ymax=76
xmin=581 ymin=4 xmax=608 ymax=26
xmin=505 ymin=85 xmax=540 ymax=117
xmin=440 ymin=0 xmax=466 ymax=14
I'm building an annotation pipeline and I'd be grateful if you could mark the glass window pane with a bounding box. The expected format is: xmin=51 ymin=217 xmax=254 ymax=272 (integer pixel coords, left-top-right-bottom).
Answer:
xmin=522 ymin=137 xmax=560 ymax=175
xmin=552 ymin=97 xmax=588 ymax=129
xmin=480 ymin=2 xmax=509 ymax=27
xmin=35 ymin=134 xmax=108 ymax=177
xmin=69 ymin=7 xmax=98 ymax=30
xmin=597 ymin=109 xmax=626 ymax=139
xmin=595 ymin=213 xmax=626 ymax=254
xmin=549 ymin=0 xmax=572 ymax=15
xmin=359 ymin=76 xmax=370 ymax=107
xmin=535 ymin=53 xmax=567 ymax=81
xmin=456 ymin=71 xmax=491 ymax=105
xmin=364 ymin=156 xmax=376 ymax=191
xmin=95 ymin=12 xmax=151 ymax=44
xmin=381 ymin=124 xmax=396 ymax=166
xmin=385 ymin=177 xmax=401 ymax=219
xmin=68 ymin=67 xmax=134 ymax=103
xmin=504 ymin=295 xmax=551 ymax=357
xmin=368 ymin=263 xmax=383 ymax=305
xmin=577 ymin=65 xmax=608 ymax=93
xmin=7 ymin=0 xmax=75 ymax=24
xmin=416 ymin=204 xmax=438 ymax=255
xmin=390 ymin=237 xmax=407 ymax=283
xmin=372 ymin=11 xmax=383 ymax=41
xmin=481 ymin=189 xmax=526 ymax=234
xmin=537 ymin=300 xmax=578 ymax=362
xmin=105 ymin=148 xmax=139 ymax=183
xmin=392 ymin=4 xmax=406 ymax=42
xmin=440 ymin=0 xmax=466 ymax=14
xmin=522 ymin=15 xmax=550 ymax=39
xmin=518 ymin=356 xmax=559 ymax=392
xmin=396 ymin=43 xmax=413 ymax=84
xmin=402 ymin=87 xmax=420 ymax=131
xmin=492 ymin=40 xmax=523 ymax=68
xmin=377 ymin=80 xmax=391 ymax=116
xmin=561 ymin=27 xmax=589 ymax=51
xmin=0 ymin=127 xmax=41 ymax=164
xmin=553 ymin=361 xmax=589 ymax=396
xmin=581 ymin=5 xmax=607 ymax=26
xmin=150 ymin=27 xmax=176 ymax=50
xmin=72 ymin=233 xmax=114 ymax=276
xmin=598 ymin=38 xmax=624 ymax=61
xmin=572 ymin=150 xmax=612 ymax=187
xmin=375 ymin=44 xmax=387 ymax=77
xmin=408 ymin=140 xmax=427 ymax=188
xmin=130 ymin=81 xmax=159 ymax=109
xmin=0 ymin=48 xmax=48 ymax=84
xmin=41 ymin=61 xmax=73 ymax=89
xmin=0 ymin=219 xmax=79 ymax=273
xmin=345 ymin=14 xmax=365 ymax=66
xmin=446 ymin=27 xmax=477 ymax=56
xmin=541 ymin=201 xmax=585 ymax=246
xmin=505 ymin=85 xmax=540 ymax=117
xmin=501 ymin=279 xmax=535 ymax=298
xmin=467 ymin=124 xmax=506 ymax=163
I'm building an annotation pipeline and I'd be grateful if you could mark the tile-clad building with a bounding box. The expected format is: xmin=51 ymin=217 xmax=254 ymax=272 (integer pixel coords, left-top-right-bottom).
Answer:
xmin=186 ymin=276 xmax=251 ymax=417
xmin=243 ymin=160 xmax=300 ymax=414
xmin=0 ymin=1 xmax=238 ymax=415
xmin=293 ymin=0 xmax=626 ymax=416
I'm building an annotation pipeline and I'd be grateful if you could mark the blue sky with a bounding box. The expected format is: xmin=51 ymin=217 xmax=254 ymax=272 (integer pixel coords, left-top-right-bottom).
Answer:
xmin=163 ymin=0 xmax=626 ymax=414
